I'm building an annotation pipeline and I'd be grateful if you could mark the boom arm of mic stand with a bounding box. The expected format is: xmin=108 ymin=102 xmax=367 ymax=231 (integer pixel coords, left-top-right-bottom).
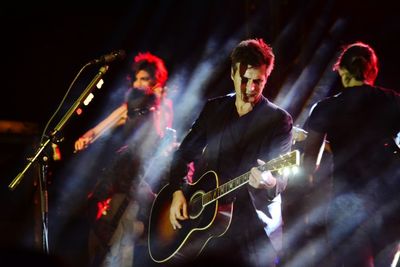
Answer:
xmin=8 ymin=65 xmax=110 ymax=190
xmin=51 ymin=65 xmax=109 ymax=139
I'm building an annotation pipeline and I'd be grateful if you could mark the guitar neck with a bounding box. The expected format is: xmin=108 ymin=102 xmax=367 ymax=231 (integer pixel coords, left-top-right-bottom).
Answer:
xmin=202 ymin=172 xmax=248 ymax=205
xmin=202 ymin=162 xmax=279 ymax=206
xmin=201 ymin=150 xmax=299 ymax=206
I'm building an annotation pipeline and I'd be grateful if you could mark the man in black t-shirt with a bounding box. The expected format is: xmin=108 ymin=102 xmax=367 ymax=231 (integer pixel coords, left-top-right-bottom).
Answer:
xmin=303 ymin=42 xmax=400 ymax=267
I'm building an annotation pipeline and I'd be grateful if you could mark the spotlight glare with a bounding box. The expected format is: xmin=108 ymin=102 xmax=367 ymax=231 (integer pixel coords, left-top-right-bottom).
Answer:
xmin=291 ymin=165 xmax=300 ymax=175
xmin=283 ymin=167 xmax=291 ymax=177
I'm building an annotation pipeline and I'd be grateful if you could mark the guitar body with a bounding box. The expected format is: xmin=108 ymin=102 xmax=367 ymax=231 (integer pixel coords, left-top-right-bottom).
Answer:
xmin=148 ymin=150 xmax=300 ymax=264
xmin=148 ymin=171 xmax=233 ymax=263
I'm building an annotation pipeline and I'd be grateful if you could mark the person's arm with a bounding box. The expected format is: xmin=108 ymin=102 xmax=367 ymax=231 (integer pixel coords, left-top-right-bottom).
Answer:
xmin=303 ymin=130 xmax=326 ymax=180
xmin=249 ymin=111 xmax=293 ymax=199
xmin=168 ymin=101 xmax=210 ymax=229
xmin=74 ymin=104 xmax=128 ymax=151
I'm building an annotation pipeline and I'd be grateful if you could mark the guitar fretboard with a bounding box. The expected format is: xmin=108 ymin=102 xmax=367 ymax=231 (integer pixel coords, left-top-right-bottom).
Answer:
xmin=201 ymin=150 xmax=299 ymax=206
xmin=202 ymin=172 xmax=249 ymax=205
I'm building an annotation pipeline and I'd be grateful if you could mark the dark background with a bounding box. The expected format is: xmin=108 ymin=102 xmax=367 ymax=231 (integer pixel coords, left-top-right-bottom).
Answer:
xmin=1 ymin=0 xmax=399 ymax=266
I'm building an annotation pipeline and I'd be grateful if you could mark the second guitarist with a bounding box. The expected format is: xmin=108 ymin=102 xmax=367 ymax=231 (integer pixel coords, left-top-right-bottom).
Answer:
xmin=166 ymin=39 xmax=293 ymax=267
xmin=86 ymin=89 xmax=175 ymax=267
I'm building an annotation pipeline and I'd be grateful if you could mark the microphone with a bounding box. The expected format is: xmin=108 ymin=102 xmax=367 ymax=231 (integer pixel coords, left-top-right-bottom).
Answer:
xmin=89 ymin=50 xmax=126 ymax=65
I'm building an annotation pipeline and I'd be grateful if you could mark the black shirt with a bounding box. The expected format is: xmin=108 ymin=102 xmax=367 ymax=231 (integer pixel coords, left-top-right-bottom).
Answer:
xmin=306 ymin=85 xmax=400 ymax=195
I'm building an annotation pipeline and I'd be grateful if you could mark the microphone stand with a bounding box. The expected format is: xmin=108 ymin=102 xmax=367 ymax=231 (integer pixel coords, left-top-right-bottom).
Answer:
xmin=8 ymin=64 xmax=110 ymax=254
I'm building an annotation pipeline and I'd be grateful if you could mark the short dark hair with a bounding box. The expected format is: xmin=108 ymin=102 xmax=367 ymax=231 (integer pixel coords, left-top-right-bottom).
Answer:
xmin=129 ymin=52 xmax=168 ymax=87
xmin=333 ymin=42 xmax=379 ymax=85
xmin=230 ymin=38 xmax=275 ymax=76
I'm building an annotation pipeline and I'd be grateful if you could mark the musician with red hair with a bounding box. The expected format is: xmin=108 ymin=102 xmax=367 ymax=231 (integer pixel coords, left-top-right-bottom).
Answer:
xmin=78 ymin=52 xmax=175 ymax=267
xmin=74 ymin=52 xmax=173 ymax=151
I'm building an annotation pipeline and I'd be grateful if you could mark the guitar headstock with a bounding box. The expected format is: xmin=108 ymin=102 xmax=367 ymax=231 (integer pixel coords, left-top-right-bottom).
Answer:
xmin=260 ymin=150 xmax=301 ymax=175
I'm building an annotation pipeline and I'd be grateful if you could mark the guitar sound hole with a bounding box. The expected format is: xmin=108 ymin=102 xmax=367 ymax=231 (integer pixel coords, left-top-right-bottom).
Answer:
xmin=189 ymin=191 xmax=204 ymax=219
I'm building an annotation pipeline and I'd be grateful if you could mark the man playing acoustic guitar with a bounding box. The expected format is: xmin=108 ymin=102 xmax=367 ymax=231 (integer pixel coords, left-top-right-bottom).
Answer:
xmin=159 ymin=39 xmax=293 ymax=267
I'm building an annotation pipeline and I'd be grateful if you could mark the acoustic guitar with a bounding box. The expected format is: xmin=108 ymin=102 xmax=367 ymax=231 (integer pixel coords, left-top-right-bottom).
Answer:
xmin=148 ymin=150 xmax=300 ymax=263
